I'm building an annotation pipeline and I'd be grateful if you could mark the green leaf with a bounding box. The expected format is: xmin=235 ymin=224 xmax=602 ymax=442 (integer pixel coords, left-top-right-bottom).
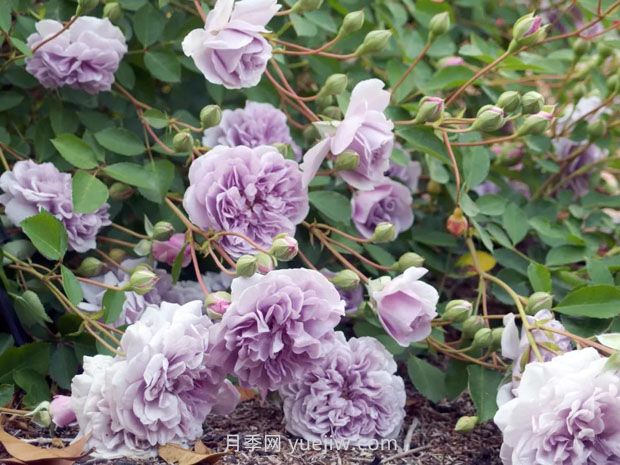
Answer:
xmin=102 ymin=289 xmax=125 ymax=324
xmin=0 ymin=384 xmax=14 ymax=407
xmin=467 ymin=365 xmax=503 ymax=422
xmin=49 ymin=345 xmax=78 ymax=390
xmin=10 ymin=37 xmax=31 ymax=57
xmin=138 ymin=159 xmax=175 ymax=203
xmin=527 ymin=262 xmax=552 ymax=293
xmin=144 ymin=49 xmax=181 ymax=83
xmin=14 ymin=290 xmax=51 ymax=328
xmin=398 ymin=127 xmax=449 ymax=163
xmin=545 ymin=245 xmax=586 ymax=266
xmin=133 ymin=3 xmax=165 ymax=47
xmin=0 ymin=342 xmax=50 ymax=384
xmin=463 ymin=146 xmax=490 ymax=188
xmin=0 ymin=91 xmax=23 ymax=112
xmin=555 ymin=285 xmax=620 ymax=318
xmin=14 ymin=369 xmax=50 ymax=408
xmin=95 ymin=127 xmax=145 ymax=156
xmin=103 ymin=163 xmax=154 ymax=189
xmin=476 ymin=195 xmax=506 ymax=216
xmin=309 ymin=191 xmax=351 ymax=225
xmin=587 ymin=259 xmax=614 ymax=285
xmin=20 ymin=212 xmax=68 ymax=260
xmin=0 ymin=3 xmax=11 ymax=32
xmin=143 ymin=109 xmax=168 ymax=129
xmin=72 ymin=170 xmax=109 ymax=214
xmin=61 ymin=265 xmax=84 ymax=306
xmin=445 ymin=359 xmax=469 ymax=400
xmin=502 ymin=203 xmax=529 ymax=245
xmin=597 ymin=333 xmax=620 ymax=351
xmin=407 ymin=356 xmax=446 ymax=403
xmin=51 ymin=134 xmax=99 ymax=169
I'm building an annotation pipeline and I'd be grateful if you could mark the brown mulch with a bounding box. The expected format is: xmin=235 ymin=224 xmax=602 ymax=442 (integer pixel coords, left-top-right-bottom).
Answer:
xmin=0 ymin=390 xmax=501 ymax=465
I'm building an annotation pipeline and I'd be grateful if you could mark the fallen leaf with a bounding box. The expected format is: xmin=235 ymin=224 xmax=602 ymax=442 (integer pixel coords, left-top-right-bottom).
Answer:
xmin=193 ymin=440 xmax=209 ymax=454
xmin=158 ymin=443 xmax=227 ymax=465
xmin=0 ymin=423 xmax=87 ymax=465
xmin=456 ymin=251 xmax=496 ymax=276
xmin=237 ymin=386 xmax=256 ymax=402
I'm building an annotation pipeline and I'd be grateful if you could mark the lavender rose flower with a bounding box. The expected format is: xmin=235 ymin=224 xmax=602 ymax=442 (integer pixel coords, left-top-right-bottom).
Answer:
xmin=209 ymin=269 xmax=345 ymax=393
xmin=50 ymin=395 xmax=76 ymax=427
xmin=203 ymin=101 xmax=301 ymax=159
xmin=152 ymin=233 xmax=191 ymax=268
xmin=387 ymin=158 xmax=421 ymax=192
xmin=301 ymin=79 xmax=394 ymax=190
xmin=554 ymin=138 xmax=607 ymax=197
xmin=183 ymin=145 xmax=309 ymax=258
xmin=26 ymin=17 xmax=127 ymax=94
xmin=182 ymin=0 xmax=279 ymax=89
xmin=351 ymin=180 xmax=414 ymax=238
xmin=0 ymin=160 xmax=110 ymax=252
xmin=556 ymin=95 xmax=609 ymax=132
xmin=498 ymin=309 xmax=572 ymax=404
xmin=371 ymin=267 xmax=439 ymax=347
xmin=495 ymin=348 xmax=620 ymax=465
xmin=280 ymin=333 xmax=406 ymax=446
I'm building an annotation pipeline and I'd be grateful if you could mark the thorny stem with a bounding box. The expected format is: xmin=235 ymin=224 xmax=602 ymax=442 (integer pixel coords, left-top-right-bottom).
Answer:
xmin=390 ymin=41 xmax=432 ymax=97
xmin=446 ymin=51 xmax=511 ymax=105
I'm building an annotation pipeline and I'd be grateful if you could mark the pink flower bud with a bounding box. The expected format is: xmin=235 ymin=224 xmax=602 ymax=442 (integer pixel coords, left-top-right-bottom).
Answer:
xmin=50 ymin=395 xmax=76 ymax=427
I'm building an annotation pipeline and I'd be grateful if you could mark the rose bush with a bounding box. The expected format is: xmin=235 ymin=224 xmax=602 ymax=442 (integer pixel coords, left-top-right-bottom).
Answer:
xmin=0 ymin=0 xmax=618 ymax=462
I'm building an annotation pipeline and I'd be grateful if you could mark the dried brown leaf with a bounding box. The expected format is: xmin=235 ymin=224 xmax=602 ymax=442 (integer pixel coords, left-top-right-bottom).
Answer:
xmin=237 ymin=386 xmax=257 ymax=402
xmin=158 ymin=443 xmax=227 ymax=465
xmin=192 ymin=440 xmax=209 ymax=455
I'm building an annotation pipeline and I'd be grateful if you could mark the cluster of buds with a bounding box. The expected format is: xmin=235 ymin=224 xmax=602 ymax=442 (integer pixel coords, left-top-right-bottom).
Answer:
xmin=508 ymin=13 xmax=549 ymax=52
xmin=236 ymin=234 xmax=299 ymax=277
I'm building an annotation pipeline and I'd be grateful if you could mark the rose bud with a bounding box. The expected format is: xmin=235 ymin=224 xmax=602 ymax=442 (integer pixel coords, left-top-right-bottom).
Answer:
xmin=205 ymin=291 xmax=232 ymax=318
xmin=370 ymin=222 xmax=397 ymax=243
xmin=151 ymin=221 xmax=175 ymax=241
xmin=496 ymin=91 xmax=521 ymax=113
xmin=76 ymin=257 xmax=104 ymax=277
xmin=428 ymin=12 xmax=451 ymax=41
xmin=455 ymin=416 xmax=478 ymax=433
xmin=334 ymin=150 xmax=360 ymax=171
xmin=525 ymin=291 xmax=553 ymax=315
xmin=50 ymin=395 xmax=76 ymax=428
xmin=354 ymin=30 xmax=392 ymax=56
xmin=317 ymin=74 xmax=348 ymax=98
xmin=269 ymin=234 xmax=299 ymax=262
xmin=172 ymin=131 xmax=194 ymax=153
xmin=521 ymin=91 xmax=545 ymax=114
xmin=471 ymin=105 xmax=504 ymax=132
xmin=329 ymin=269 xmax=360 ymax=291
xmin=462 ymin=315 xmax=485 ymax=339
xmin=414 ymin=96 xmax=445 ymax=124
xmin=516 ymin=111 xmax=553 ymax=136
xmin=255 ymin=252 xmax=276 ymax=274
xmin=127 ymin=266 xmax=159 ymax=295
xmin=446 ymin=208 xmax=468 ymax=237
xmin=236 ymin=254 xmax=258 ymax=277
xmin=200 ymin=104 xmax=222 ymax=129
xmin=338 ymin=10 xmax=365 ymax=37
xmin=443 ymin=299 xmax=472 ymax=323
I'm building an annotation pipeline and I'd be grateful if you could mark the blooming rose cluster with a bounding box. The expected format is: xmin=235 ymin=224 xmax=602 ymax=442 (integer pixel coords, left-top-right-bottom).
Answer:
xmin=71 ymin=301 xmax=239 ymax=458
xmin=0 ymin=160 xmax=110 ymax=252
xmin=26 ymin=17 xmax=127 ymax=94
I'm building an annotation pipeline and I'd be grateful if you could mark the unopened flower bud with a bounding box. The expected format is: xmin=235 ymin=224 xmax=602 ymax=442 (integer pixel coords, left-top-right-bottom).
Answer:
xmin=509 ymin=13 xmax=547 ymax=50
xmin=330 ymin=269 xmax=360 ymax=291
xmin=292 ymin=0 xmax=323 ymax=14
xmin=255 ymin=252 xmax=276 ymax=274
xmin=200 ymin=105 xmax=222 ymax=129
xmin=303 ymin=124 xmax=318 ymax=142
xmin=334 ymin=150 xmax=360 ymax=171
xmin=607 ymin=75 xmax=620 ymax=95
xmin=354 ymin=30 xmax=392 ymax=56
xmin=76 ymin=257 xmax=104 ymax=277
xmin=205 ymin=291 xmax=231 ymax=318
xmin=273 ymin=143 xmax=294 ymax=160
xmin=444 ymin=299 xmax=472 ymax=323
xmin=437 ymin=56 xmax=465 ymax=68
xmin=454 ymin=416 xmax=478 ymax=433
xmin=109 ymin=248 xmax=126 ymax=263
xmin=597 ymin=42 xmax=614 ymax=59
xmin=572 ymin=38 xmax=591 ymax=58
xmin=269 ymin=234 xmax=299 ymax=261
xmin=109 ymin=182 xmax=134 ymax=201
xmin=103 ymin=2 xmax=122 ymax=22
xmin=322 ymin=106 xmax=342 ymax=120
xmin=525 ymin=291 xmax=553 ymax=315
xmin=491 ymin=327 xmax=504 ymax=349
xmin=318 ymin=74 xmax=348 ymax=97
xmin=428 ymin=12 xmax=450 ymax=41
xmin=394 ymin=252 xmax=425 ymax=271
xmin=471 ymin=105 xmax=504 ymax=132
xmin=236 ymin=254 xmax=258 ymax=277
xmin=497 ymin=91 xmax=521 ymax=113
xmin=128 ymin=267 xmax=159 ymax=295
xmin=446 ymin=208 xmax=468 ymax=237
xmin=462 ymin=315 xmax=485 ymax=339
xmin=49 ymin=395 xmax=76 ymax=428
xmin=414 ymin=96 xmax=444 ymax=124
xmin=587 ymin=120 xmax=606 ymax=140
xmin=516 ymin=111 xmax=553 ymax=136
xmin=572 ymin=83 xmax=587 ymax=101
xmin=338 ymin=10 xmax=365 ymax=37
xmin=29 ymin=401 xmax=52 ymax=428
xmin=77 ymin=0 xmax=99 ymax=14
xmin=172 ymin=131 xmax=194 ymax=153
xmin=151 ymin=221 xmax=175 ymax=241
xmin=370 ymin=222 xmax=397 ymax=243
xmin=472 ymin=327 xmax=493 ymax=350
xmin=521 ymin=91 xmax=544 ymax=114
xmin=133 ymin=238 xmax=152 ymax=256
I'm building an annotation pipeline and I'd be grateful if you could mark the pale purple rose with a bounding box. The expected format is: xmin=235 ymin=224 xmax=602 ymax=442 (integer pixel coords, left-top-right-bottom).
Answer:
xmin=50 ymin=395 xmax=76 ymax=427
xmin=209 ymin=269 xmax=345 ymax=393
xmin=321 ymin=269 xmax=364 ymax=313
xmin=556 ymin=95 xmax=609 ymax=133
xmin=152 ymin=233 xmax=191 ymax=268
xmin=387 ymin=158 xmax=421 ymax=192
xmin=203 ymin=101 xmax=301 ymax=159
xmin=371 ymin=267 xmax=439 ymax=347
xmin=183 ymin=145 xmax=309 ymax=258
xmin=0 ymin=160 xmax=110 ymax=252
xmin=300 ymin=79 xmax=394 ymax=190
xmin=474 ymin=180 xmax=530 ymax=198
xmin=71 ymin=301 xmax=240 ymax=458
xmin=351 ymin=180 xmax=414 ymax=238
xmin=182 ymin=0 xmax=279 ymax=89
xmin=554 ymin=138 xmax=607 ymax=197
xmin=280 ymin=333 xmax=406 ymax=446
xmin=499 ymin=310 xmax=572 ymax=404
xmin=495 ymin=348 xmax=620 ymax=465
xmin=26 ymin=17 xmax=127 ymax=94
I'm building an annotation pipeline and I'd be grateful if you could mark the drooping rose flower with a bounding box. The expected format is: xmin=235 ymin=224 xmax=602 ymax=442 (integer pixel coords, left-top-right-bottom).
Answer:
xmin=386 ymin=158 xmax=421 ymax=192
xmin=209 ymin=269 xmax=345 ymax=393
xmin=26 ymin=17 xmax=127 ymax=94
xmin=554 ymin=138 xmax=607 ymax=198
xmin=300 ymin=79 xmax=394 ymax=190
xmin=182 ymin=0 xmax=279 ymax=89
xmin=495 ymin=348 xmax=620 ymax=465
xmin=50 ymin=395 xmax=76 ymax=427
xmin=152 ymin=233 xmax=191 ymax=268
xmin=280 ymin=333 xmax=406 ymax=446
xmin=351 ymin=180 xmax=414 ymax=238
xmin=0 ymin=160 xmax=110 ymax=252
xmin=203 ymin=101 xmax=301 ymax=159
xmin=183 ymin=145 xmax=309 ymax=258
xmin=370 ymin=267 xmax=439 ymax=347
